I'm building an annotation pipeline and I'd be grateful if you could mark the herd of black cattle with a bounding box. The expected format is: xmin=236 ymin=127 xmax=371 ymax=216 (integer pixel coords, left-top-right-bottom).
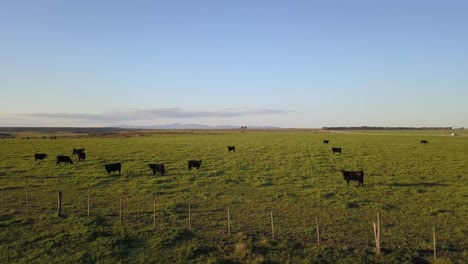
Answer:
xmin=32 ymin=140 xmax=430 ymax=187
xmin=34 ymin=147 xmax=206 ymax=177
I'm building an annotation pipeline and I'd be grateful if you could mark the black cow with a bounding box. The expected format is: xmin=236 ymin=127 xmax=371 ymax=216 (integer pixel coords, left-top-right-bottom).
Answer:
xmin=35 ymin=153 xmax=47 ymax=161
xmin=72 ymin=148 xmax=85 ymax=156
xmin=148 ymin=163 xmax=165 ymax=176
xmin=78 ymin=152 xmax=86 ymax=161
xmin=323 ymin=140 xmax=329 ymax=144
xmin=332 ymin=147 xmax=342 ymax=154
xmin=228 ymin=146 xmax=236 ymax=152
xmin=188 ymin=160 xmax=202 ymax=170
xmin=104 ymin=163 xmax=121 ymax=175
xmin=340 ymin=169 xmax=364 ymax=187
xmin=56 ymin=155 xmax=73 ymax=165
xmin=420 ymin=140 xmax=429 ymax=144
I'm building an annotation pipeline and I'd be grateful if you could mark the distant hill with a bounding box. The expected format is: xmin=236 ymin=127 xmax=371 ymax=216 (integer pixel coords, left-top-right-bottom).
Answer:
xmin=118 ymin=123 xmax=281 ymax=130
xmin=0 ymin=124 xmax=281 ymax=134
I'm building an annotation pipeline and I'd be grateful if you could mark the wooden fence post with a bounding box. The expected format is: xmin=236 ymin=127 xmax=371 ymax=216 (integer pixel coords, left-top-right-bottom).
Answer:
xmin=433 ymin=226 xmax=436 ymax=260
xmin=57 ymin=191 xmax=63 ymax=216
xmin=227 ymin=206 xmax=231 ymax=235
xmin=373 ymin=213 xmax=381 ymax=254
xmin=153 ymin=199 xmax=156 ymax=229
xmin=316 ymin=216 xmax=320 ymax=246
xmin=271 ymin=211 xmax=275 ymax=240
xmin=377 ymin=213 xmax=382 ymax=254
xmin=119 ymin=196 xmax=122 ymax=221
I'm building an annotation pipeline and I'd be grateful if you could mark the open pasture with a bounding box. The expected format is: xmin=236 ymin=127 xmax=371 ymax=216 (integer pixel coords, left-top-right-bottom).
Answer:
xmin=0 ymin=130 xmax=467 ymax=263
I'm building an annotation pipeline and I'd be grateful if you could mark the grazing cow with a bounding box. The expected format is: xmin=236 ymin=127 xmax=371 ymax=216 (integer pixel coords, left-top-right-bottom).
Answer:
xmin=34 ymin=153 xmax=47 ymax=161
xmin=104 ymin=163 xmax=121 ymax=175
xmin=228 ymin=146 xmax=236 ymax=152
xmin=72 ymin=148 xmax=85 ymax=156
xmin=331 ymin=147 xmax=342 ymax=154
xmin=339 ymin=169 xmax=364 ymax=187
xmin=78 ymin=152 xmax=86 ymax=161
xmin=420 ymin=140 xmax=429 ymax=144
xmin=188 ymin=160 xmax=202 ymax=170
xmin=148 ymin=163 xmax=165 ymax=176
xmin=323 ymin=140 xmax=329 ymax=144
xmin=56 ymin=155 xmax=73 ymax=165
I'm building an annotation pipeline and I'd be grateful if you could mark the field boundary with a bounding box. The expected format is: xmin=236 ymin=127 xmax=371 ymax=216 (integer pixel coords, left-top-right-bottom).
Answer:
xmin=1 ymin=187 xmax=465 ymax=262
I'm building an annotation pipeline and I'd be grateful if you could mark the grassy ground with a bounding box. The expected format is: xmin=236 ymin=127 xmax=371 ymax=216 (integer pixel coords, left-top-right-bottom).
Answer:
xmin=0 ymin=130 xmax=467 ymax=263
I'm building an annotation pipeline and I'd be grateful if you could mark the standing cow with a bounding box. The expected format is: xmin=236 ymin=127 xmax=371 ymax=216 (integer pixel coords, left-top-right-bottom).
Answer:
xmin=188 ymin=160 xmax=202 ymax=170
xmin=104 ymin=163 xmax=121 ymax=175
xmin=332 ymin=147 xmax=342 ymax=154
xmin=72 ymin=148 xmax=85 ymax=156
xmin=420 ymin=140 xmax=429 ymax=144
xmin=34 ymin=153 xmax=47 ymax=161
xmin=78 ymin=152 xmax=86 ymax=161
xmin=56 ymin=155 xmax=73 ymax=165
xmin=323 ymin=140 xmax=329 ymax=144
xmin=339 ymin=169 xmax=364 ymax=187
xmin=148 ymin=164 xmax=165 ymax=176
xmin=227 ymin=146 xmax=236 ymax=152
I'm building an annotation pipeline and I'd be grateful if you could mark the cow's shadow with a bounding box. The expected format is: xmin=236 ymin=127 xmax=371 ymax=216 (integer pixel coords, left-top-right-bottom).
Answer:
xmin=387 ymin=182 xmax=448 ymax=187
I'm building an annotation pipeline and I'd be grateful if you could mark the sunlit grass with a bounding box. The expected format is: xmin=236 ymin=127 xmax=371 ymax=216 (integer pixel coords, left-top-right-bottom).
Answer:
xmin=0 ymin=130 xmax=467 ymax=262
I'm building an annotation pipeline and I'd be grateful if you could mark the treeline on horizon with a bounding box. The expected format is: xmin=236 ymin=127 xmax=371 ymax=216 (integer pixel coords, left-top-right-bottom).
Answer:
xmin=322 ymin=126 xmax=454 ymax=130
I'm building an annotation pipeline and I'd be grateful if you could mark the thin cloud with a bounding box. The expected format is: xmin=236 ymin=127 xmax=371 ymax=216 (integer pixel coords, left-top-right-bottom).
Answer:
xmin=19 ymin=108 xmax=292 ymax=123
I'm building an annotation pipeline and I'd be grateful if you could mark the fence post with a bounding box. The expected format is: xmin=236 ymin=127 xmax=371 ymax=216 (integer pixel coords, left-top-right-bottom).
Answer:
xmin=57 ymin=191 xmax=63 ymax=216
xmin=227 ymin=206 xmax=231 ymax=235
xmin=378 ymin=213 xmax=381 ymax=253
xmin=433 ymin=226 xmax=436 ymax=260
xmin=119 ymin=196 xmax=122 ymax=221
xmin=316 ymin=216 xmax=320 ymax=246
xmin=153 ymin=199 xmax=156 ymax=229
xmin=373 ymin=213 xmax=381 ymax=254
xmin=271 ymin=211 xmax=275 ymax=240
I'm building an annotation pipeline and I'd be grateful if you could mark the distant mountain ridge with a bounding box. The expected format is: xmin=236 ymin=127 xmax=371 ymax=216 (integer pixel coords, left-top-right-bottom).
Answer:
xmin=118 ymin=123 xmax=280 ymax=129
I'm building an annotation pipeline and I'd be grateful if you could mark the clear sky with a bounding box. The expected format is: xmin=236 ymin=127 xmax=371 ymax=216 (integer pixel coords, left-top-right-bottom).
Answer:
xmin=1 ymin=0 xmax=467 ymax=128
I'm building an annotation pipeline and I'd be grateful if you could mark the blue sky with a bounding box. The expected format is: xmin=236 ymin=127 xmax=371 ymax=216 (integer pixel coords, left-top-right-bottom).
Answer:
xmin=1 ymin=0 xmax=467 ymax=128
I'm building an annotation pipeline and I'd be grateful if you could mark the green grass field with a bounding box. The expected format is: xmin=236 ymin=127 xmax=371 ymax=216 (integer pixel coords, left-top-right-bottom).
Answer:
xmin=0 ymin=130 xmax=467 ymax=263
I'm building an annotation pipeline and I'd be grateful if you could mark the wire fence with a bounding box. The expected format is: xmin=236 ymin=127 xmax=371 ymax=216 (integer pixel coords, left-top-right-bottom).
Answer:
xmin=1 ymin=186 xmax=465 ymax=261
